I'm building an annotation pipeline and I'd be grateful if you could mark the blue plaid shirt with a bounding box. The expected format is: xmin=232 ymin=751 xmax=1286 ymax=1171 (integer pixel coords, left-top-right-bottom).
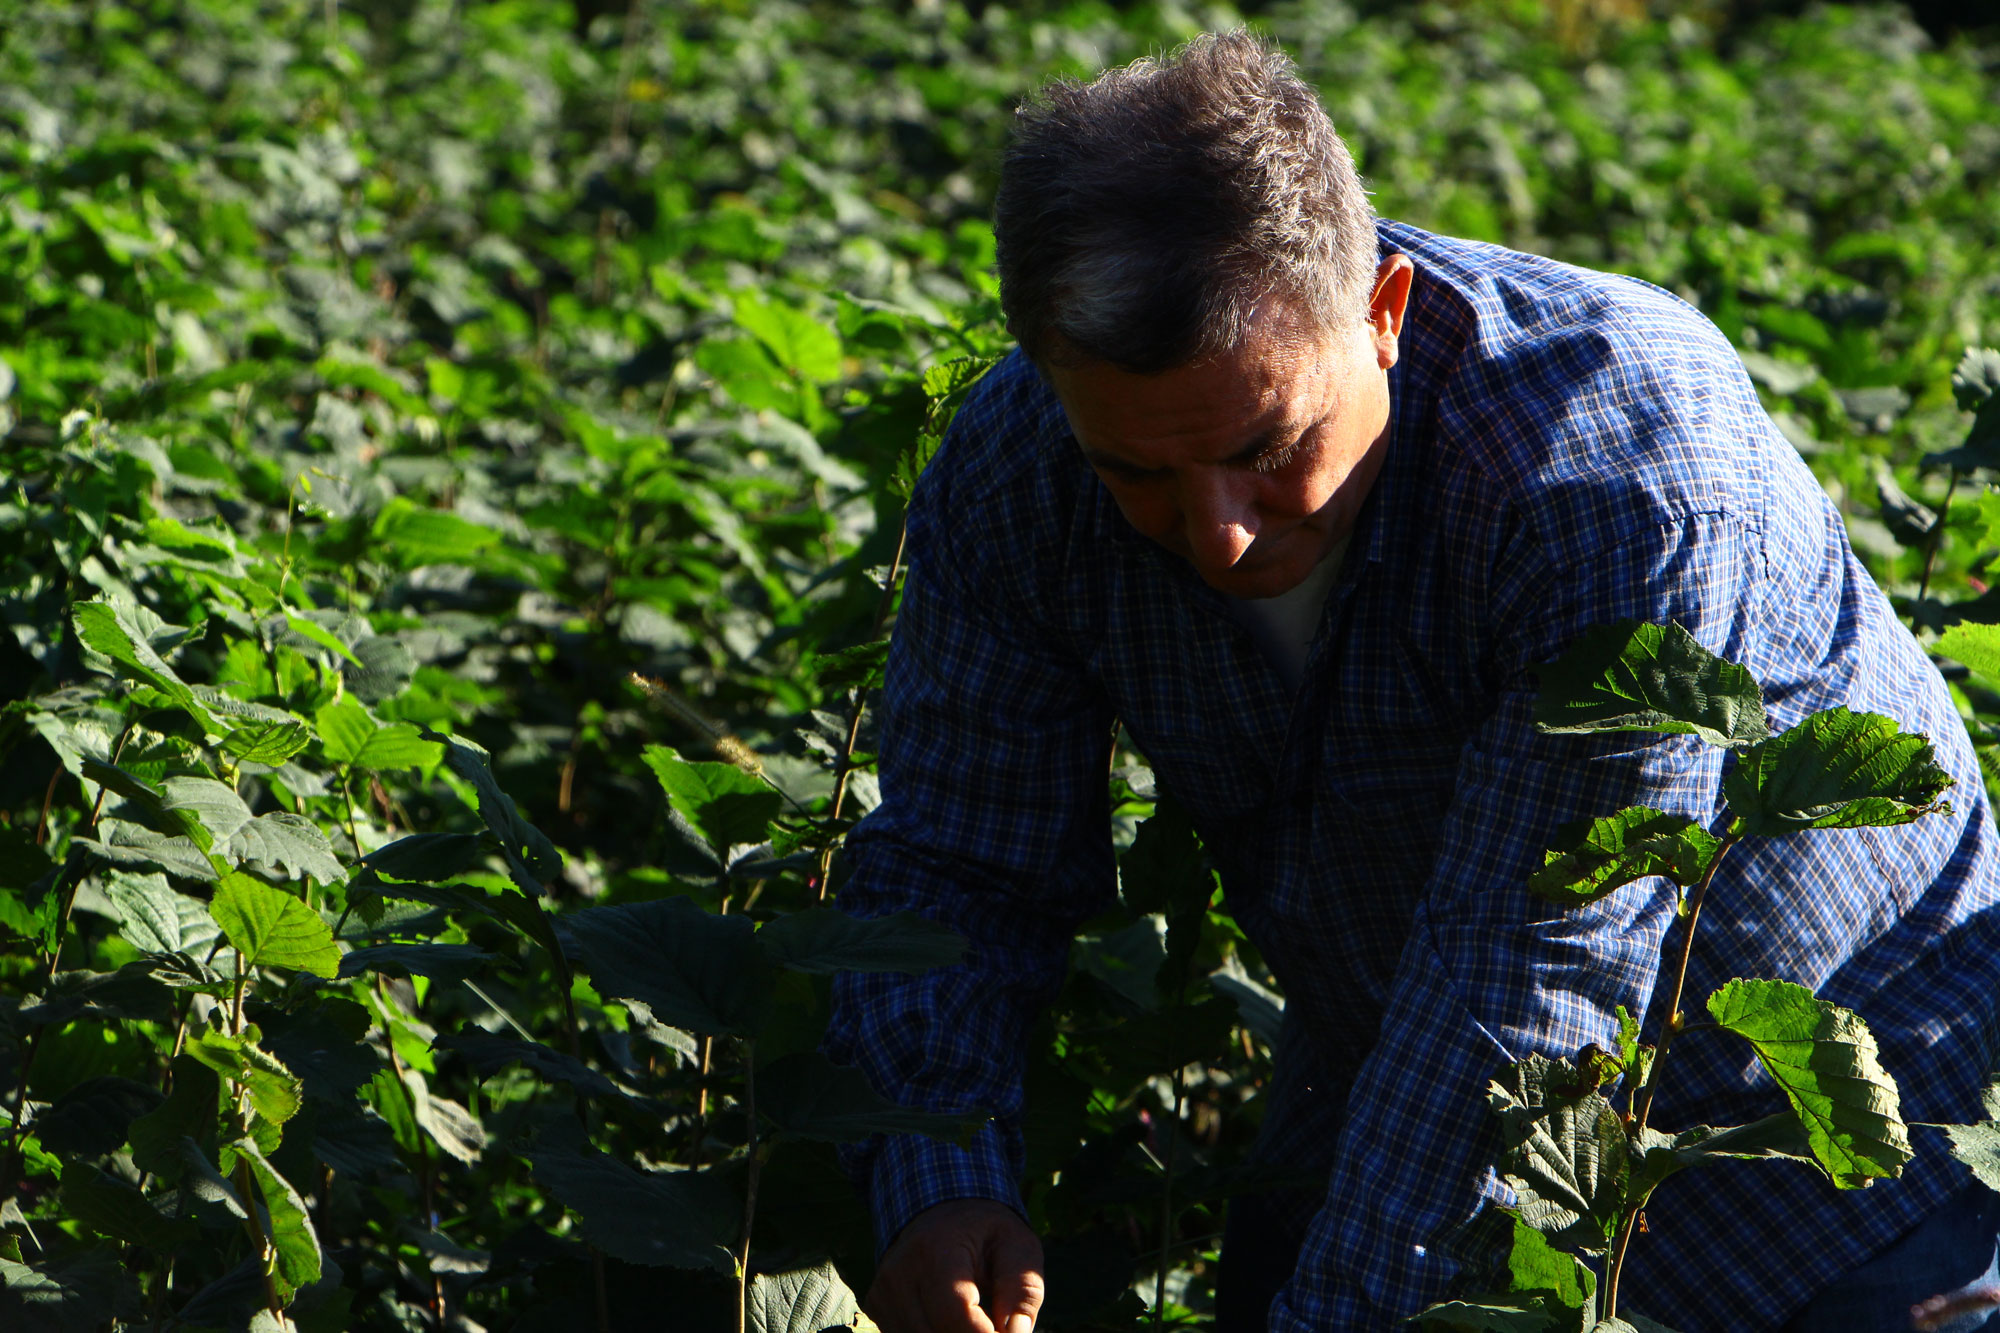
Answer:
xmin=824 ymin=221 xmax=2000 ymax=1330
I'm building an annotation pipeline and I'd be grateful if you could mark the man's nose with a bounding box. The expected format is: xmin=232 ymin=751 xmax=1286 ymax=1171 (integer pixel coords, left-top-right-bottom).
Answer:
xmin=1181 ymin=471 xmax=1259 ymax=573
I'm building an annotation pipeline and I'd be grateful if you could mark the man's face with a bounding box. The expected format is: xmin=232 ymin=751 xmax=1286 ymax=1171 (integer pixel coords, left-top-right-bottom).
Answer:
xmin=1048 ymin=255 xmax=1413 ymax=600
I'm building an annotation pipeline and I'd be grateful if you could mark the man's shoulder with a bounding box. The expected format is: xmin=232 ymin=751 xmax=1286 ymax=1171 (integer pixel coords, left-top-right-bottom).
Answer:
xmin=1381 ymin=220 xmax=1786 ymax=561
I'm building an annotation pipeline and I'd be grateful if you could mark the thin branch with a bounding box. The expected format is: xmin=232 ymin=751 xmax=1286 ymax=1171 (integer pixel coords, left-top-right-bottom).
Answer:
xmin=816 ymin=518 xmax=910 ymax=902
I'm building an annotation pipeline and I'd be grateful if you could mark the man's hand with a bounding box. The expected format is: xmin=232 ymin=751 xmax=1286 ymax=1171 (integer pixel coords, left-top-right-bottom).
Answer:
xmin=865 ymin=1197 xmax=1044 ymax=1333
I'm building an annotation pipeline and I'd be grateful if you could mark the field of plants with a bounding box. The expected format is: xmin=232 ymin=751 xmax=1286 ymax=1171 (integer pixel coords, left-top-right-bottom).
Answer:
xmin=2 ymin=0 xmax=1998 ymax=1330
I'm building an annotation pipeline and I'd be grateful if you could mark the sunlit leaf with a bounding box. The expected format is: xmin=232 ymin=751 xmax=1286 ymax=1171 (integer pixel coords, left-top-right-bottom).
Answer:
xmin=1486 ymin=1056 xmax=1627 ymax=1253
xmin=209 ymin=873 xmax=339 ymax=976
xmin=1722 ymin=708 xmax=1952 ymax=836
xmin=187 ymin=1027 xmax=304 ymax=1127
xmin=643 ymin=744 xmax=781 ymax=853
xmin=225 ymin=1135 xmax=321 ymax=1294
xmin=747 ymin=1260 xmax=873 ymax=1333
xmin=1706 ymin=978 xmax=1910 ymax=1187
xmin=71 ymin=600 xmax=220 ymax=734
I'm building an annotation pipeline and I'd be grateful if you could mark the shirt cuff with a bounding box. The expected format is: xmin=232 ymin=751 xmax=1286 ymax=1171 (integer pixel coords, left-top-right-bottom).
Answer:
xmin=868 ymin=1123 xmax=1026 ymax=1254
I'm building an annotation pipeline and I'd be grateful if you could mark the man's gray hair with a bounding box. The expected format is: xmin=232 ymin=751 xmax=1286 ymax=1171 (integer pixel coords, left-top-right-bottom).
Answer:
xmin=995 ymin=29 xmax=1378 ymax=373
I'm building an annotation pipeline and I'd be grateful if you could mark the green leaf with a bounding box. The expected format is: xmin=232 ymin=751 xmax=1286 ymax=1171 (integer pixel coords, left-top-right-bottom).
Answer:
xmin=71 ymin=600 xmax=221 ymax=734
xmin=1953 ymin=346 xmax=2000 ymax=414
xmin=1501 ymin=1215 xmax=1595 ymax=1310
xmin=0 ymin=1249 xmax=138 ymax=1333
xmin=77 ymin=819 xmax=218 ymax=882
xmin=401 ymin=1070 xmax=486 ymax=1164
xmin=527 ymin=1134 xmax=736 ymax=1271
xmin=1941 ymin=1121 xmax=2000 ymax=1194
xmin=371 ymin=498 xmax=503 ymax=569
xmin=1721 ymin=708 xmax=1953 ymax=837
xmin=1413 ymin=1301 xmax=1558 ymax=1332
xmin=316 ymin=698 xmax=442 ymax=770
xmin=643 ymin=745 xmax=782 ymax=853
xmin=1706 ymin=978 xmax=1911 ymax=1187
xmin=1532 ymin=620 xmax=1768 ymax=749
xmin=128 ymin=1057 xmax=221 ymax=1176
xmin=160 ymin=776 xmax=254 ymax=852
xmin=747 ymin=1260 xmax=872 ymax=1333
xmin=1099 ymin=997 xmax=1239 ymax=1082
xmin=1937 ymin=623 xmax=2000 ymax=685
xmin=1627 ymin=1112 xmax=1818 ymax=1199
xmin=187 ymin=1027 xmax=304 ymax=1127
xmin=102 ymin=871 xmax=218 ymax=956
xmin=1486 ymin=1056 xmax=1627 ymax=1253
xmin=564 ymin=897 xmax=774 ymax=1037
xmin=696 ymin=337 xmax=795 ymax=413
xmin=1529 ymin=806 xmax=1719 ymax=906
xmin=210 ymin=873 xmax=340 ymax=977
xmin=59 ymin=1162 xmax=196 ymax=1251
xmin=920 ymin=356 xmax=995 ymax=403
xmin=230 ymin=813 xmax=344 ymax=883
xmin=338 ymin=942 xmax=494 ymax=984
xmin=33 ymin=1076 xmax=163 ymax=1155
xmin=757 ymin=1051 xmax=985 ymax=1145
xmin=430 ymin=732 xmax=561 ymax=892
xmin=220 ymin=719 xmax=314 ymax=765
xmin=226 ymin=1135 xmax=321 ymax=1295
xmin=755 ymin=908 xmax=965 ymax=975
xmin=360 ymin=833 xmax=486 ymax=883
xmin=283 ymin=613 xmax=360 ymax=666
xmin=736 ymin=296 xmax=842 ymax=384
xmin=433 ymin=1031 xmax=626 ymax=1102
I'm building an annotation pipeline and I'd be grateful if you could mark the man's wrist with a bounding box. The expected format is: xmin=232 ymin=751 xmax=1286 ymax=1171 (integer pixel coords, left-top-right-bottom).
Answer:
xmin=869 ymin=1124 xmax=1025 ymax=1257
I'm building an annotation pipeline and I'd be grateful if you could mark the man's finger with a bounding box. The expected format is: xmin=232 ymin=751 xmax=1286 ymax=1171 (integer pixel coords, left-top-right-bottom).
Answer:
xmin=921 ymin=1275 xmax=997 ymax=1333
xmin=984 ymin=1227 xmax=1045 ymax=1333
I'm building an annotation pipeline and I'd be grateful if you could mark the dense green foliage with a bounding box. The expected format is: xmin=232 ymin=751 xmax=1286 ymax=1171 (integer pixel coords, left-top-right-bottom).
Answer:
xmin=1 ymin=1 xmax=1997 ymax=1329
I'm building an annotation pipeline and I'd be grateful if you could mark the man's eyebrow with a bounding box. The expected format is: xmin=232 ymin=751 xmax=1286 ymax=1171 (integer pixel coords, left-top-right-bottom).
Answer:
xmin=1080 ymin=446 xmax=1159 ymax=472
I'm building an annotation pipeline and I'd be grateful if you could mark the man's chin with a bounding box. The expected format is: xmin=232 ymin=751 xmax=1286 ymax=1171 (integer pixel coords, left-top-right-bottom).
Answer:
xmin=1198 ymin=558 xmax=1308 ymax=600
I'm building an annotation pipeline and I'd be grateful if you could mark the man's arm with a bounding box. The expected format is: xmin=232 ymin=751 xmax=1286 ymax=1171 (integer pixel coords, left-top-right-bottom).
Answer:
xmin=821 ymin=430 xmax=1117 ymax=1329
xmin=1272 ymin=511 xmax=1760 ymax=1328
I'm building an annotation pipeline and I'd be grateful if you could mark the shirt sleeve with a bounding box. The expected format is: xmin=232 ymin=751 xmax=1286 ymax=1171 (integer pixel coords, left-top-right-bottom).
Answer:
xmin=820 ymin=452 xmax=1118 ymax=1251
xmin=1271 ymin=510 xmax=1761 ymax=1329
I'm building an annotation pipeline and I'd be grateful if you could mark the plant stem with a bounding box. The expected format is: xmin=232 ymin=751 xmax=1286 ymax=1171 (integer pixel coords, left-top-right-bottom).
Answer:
xmin=234 ymin=1154 xmax=284 ymax=1315
xmin=734 ymin=1038 xmax=760 ymax=1333
xmin=1154 ymin=1061 xmax=1188 ymax=1329
xmin=816 ymin=518 xmax=908 ymax=902
xmin=1604 ymin=831 xmax=1740 ymax=1318
xmin=1914 ymin=468 xmax=1959 ymax=628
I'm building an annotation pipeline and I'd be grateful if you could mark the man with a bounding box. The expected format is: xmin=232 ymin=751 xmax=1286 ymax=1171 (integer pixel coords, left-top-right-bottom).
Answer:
xmin=823 ymin=30 xmax=2000 ymax=1333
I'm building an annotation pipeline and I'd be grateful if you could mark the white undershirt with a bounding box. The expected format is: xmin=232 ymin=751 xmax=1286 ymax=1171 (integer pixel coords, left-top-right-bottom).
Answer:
xmin=1222 ymin=535 xmax=1350 ymax=693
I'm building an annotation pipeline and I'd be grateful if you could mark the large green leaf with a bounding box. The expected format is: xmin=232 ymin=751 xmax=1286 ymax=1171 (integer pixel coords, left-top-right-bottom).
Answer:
xmin=33 ymin=1076 xmax=163 ymax=1155
xmin=225 ymin=1135 xmax=321 ymax=1295
xmin=1706 ymin=979 xmax=1911 ymax=1187
xmin=747 ymin=1260 xmax=878 ymax=1333
xmin=128 ymin=1058 xmax=221 ymax=1176
xmin=1486 ymin=1057 xmax=1628 ymax=1253
xmin=1532 ymin=620 xmax=1767 ymax=749
xmin=755 ymin=907 xmax=965 ymax=975
xmin=433 ymin=1031 xmax=627 ymax=1102
xmin=71 ymin=600 xmax=220 ymax=734
xmin=209 ymin=873 xmax=339 ymax=977
xmin=643 ymin=744 xmax=782 ymax=853
xmin=79 ymin=819 xmax=218 ymax=882
xmin=527 ymin=1135 xmax=736 ymax=1272
xmin=316 ymin=698 xmax=442 ymax=771
xmin=1721 ymin=708 xmax=1953 ymax=837
xmin=756 ymin=1051 xmax=984 ymax=1144
xmin=564 ymin=896 xmax=774 ymax=1037
xmin=219 ymin=719 xmax=312 ymax=768
xmin=1119 ymin=798 xmax=1219 ymax=997
xmin=1528 ymin=807 xmax=1720 ymax=906
xmin=371 ymin=497 xmax=503 ymax=568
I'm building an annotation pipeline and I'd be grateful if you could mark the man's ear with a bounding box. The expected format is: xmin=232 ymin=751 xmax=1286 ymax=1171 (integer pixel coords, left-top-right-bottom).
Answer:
xmin=1368 ymin=254 xmax=1415 ymax=371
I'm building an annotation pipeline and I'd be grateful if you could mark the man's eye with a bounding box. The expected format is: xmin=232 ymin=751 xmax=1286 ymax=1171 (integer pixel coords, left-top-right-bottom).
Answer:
xmin=1249 ymin=439 xmax=1303 ymax=474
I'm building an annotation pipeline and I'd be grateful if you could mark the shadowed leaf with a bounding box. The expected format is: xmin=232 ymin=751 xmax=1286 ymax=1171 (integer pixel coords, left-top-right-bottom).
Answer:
xmin=747 ymin=1260 xmax=877 ymax=1333
xmin=565 ymin=896 xmax=774 ymax=1037
xmin=1530 ymin=806 xmax=1720 ymax=905
xmin=643 ymin=745 xmax=782 ymax=853
xmin=1533 ymin=620 xmax=1767 ymax=748
xmin=756 ymin=907 xmax=964 ymax=975
xmin=757 ymin=1051 xmax=984 ymax=1144
xmin=527 ymin=1134 xmax=736 ymax=1272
